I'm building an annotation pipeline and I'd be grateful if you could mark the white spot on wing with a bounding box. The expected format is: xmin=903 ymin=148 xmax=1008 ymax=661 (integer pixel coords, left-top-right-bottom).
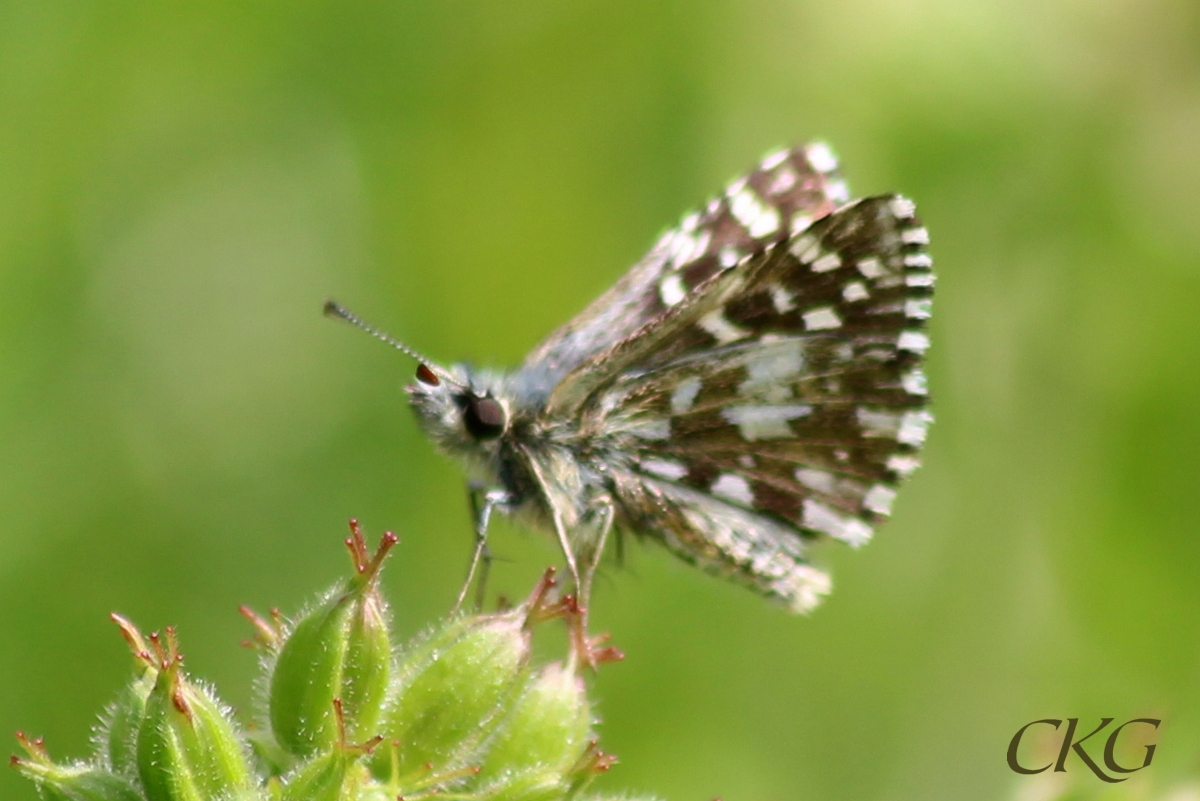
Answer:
xmin=889 ymin=197 xmax=917 ymax=219
xmin=711 ymin=473 xmax=754 ymax=506
xmin=722 ymin=404 xmax=811 ymax=440
xmin=806 ymin=142 xmax=838 ymax=174
xmin=803 ymin=307 xmax=842 ymax=330
xmin=901 ymin=227 xmax=930 ymax=245
xmin=768 ymin=166 xmax=798 ymax=194
xmin=827 ymin=179 xmax=850 ymax=203
xmin=698 ymin=309 xmax=750 ymax=344
xmin=748 ymin=207 xmax=780 ymax=238
xmin=857 ymin=407 xmax=900 ymax=438
xmin=795 ymin=467 xmax=836 ymax=494
xmin=906 ymin=272 xmax=936 ymax=288
xmin=670 ymin=376 xmax=702 ymax=413
xmin=669 ymin=231 xmax=696 ymax=264
xmin=740 ymin=340 xmax=805 ymax=395
xmin=897 ymin=331 xmax=931 ymax=353
xmin=802 ymin=499 xmax=873 ymax=546
xmin=660 ymin=273 xmax=686 ymax=306
xmin=719 ymin=246 xmax=741 ymax=267
xmin=898 ymin=410 xmax=934 ymax=445
xmin=857 ymin=257 xmax=886 ymax=279
xmin=789 ymin=235 xmax=820 ymax=262
xmin=789 ymin=214 xmax=813 ymax=236
xmin=887 ymin=454 xmax=922 ymax=477
xmin=783 ymin=565 xmax=832 ymax=613
xmin=770 ymin=285 xmax=797 ymax=313
xmin=905 ymin=298 xmax=933 ymax=319
xmin=843 ymin=281 xmax=869 ymax=302
xmin=728 ymin=187 xmax=779 ymax=237
xmin=863 ymin=485 xmax=898 ymax=515
xmin=904 ymin=253 xmax=933 ymax=268
xmin=626 ymin=419 xmax=671 ymax=440
xmin=811 ymin=252 xmax=842 ymax=273
xmin=901 ymin=369 xmax=929 ymax=395
xmin=640 ymin=458 xmax=689 ymax=481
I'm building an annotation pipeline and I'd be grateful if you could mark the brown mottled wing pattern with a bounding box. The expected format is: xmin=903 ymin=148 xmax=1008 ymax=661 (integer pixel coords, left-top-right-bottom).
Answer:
xmin=576 ymin=196 xmax=934 ymax=611
xmin=519 ymin=145 xmax=849 ymax=397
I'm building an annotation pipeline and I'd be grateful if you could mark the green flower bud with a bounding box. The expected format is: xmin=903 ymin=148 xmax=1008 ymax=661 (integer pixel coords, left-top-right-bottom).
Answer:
xmin=373 ymin=609 xmax=531 ymax=786
xmin=474 ymin=661 xmax=594 ymax=801
xmin=269 ymin=521 xmax=396 ymax=759
xmin=136 ymin=628 xmax=257 ymax=801
xmin=353 ymin=781 xmax=397 ymax=801
xmin=278 ymin=700 xmax=382 ymax=801
xmin=280 ymin=751 xmax=364 ymax=801
xmin=11 ymin=733 xmax=143 ymax=801
xmin=96 ymin=614 xmax=158 ymax=776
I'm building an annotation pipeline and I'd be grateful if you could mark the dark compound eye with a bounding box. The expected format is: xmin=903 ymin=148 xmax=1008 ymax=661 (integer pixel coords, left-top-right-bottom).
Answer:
xmin=415 ymin=363 xmax=440 ymax=386
xmin=462 ymin=394 xmax=506 ymax=440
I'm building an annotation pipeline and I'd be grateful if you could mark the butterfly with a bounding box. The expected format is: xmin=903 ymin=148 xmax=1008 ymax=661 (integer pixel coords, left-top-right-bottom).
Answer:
xmin=326 ymin=143 xmax=933 ymax=615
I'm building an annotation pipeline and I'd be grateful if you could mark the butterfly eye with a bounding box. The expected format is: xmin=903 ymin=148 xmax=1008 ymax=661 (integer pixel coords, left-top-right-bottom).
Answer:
xmin=415 ymin=364 xmax=440 ymax=386
xmin=462 ymin=395 xmax=506 ymax=440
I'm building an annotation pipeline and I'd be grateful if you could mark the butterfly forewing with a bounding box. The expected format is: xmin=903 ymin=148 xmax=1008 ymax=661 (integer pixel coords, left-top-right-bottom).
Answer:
xmin=582 ymin=195 xmax=933 ymax=608
xmin=519 ymin=145 xmax=849 ymax=397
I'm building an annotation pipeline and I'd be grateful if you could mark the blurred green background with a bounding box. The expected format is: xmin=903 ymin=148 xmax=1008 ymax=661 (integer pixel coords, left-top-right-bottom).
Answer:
xmin=2 ymin=1 xmax=1199 ymax=799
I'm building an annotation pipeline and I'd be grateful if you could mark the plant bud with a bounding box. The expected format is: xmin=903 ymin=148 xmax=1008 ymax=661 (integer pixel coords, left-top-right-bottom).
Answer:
xmin=279 ymin=748 xmax=366 ymax=801
xmin=269 ymin=522 xmax=396 ymax=759
xmin=136 ymin=629 xmax=257 ymax=801
xmin=99 ymin=669 xmax=157 ymax=777
xmin=474 ymin=661 xmax=594 ymax=800
xmin=97 ymin=614 xmax=159 ymax=776
xmin=278 ymin=699 xmax=382 ymax=801
xmin=354 ymin=781 xmax=397 ymax=801
xmin=11 ymin=733 xmax=143 ymax=801
xmin=373 ymin=610 xmax=531 ymax=784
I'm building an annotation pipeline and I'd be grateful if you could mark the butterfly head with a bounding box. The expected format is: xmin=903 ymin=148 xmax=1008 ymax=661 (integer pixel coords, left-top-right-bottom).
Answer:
xmin=322 ymin=300 xmax=512 ymax=457
xmin=406 ymin=360 xmax=511 ymax=455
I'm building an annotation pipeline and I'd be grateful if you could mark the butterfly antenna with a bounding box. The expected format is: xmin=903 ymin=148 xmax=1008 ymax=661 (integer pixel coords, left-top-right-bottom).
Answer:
xmin=323 ymin=300 xmax=448 ymax=376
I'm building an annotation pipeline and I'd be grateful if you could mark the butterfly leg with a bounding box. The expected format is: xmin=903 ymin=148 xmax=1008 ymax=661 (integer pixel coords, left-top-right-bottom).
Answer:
xmin=562 ymin=497 xmax=616 ymax=669
xmin=549 ymin=504 xmax=583 ymax=605
xmin=549 ymin=496 xmax=613 ymax=638
xmin=577 ymin=497 xmax=614 ymax=616
xmin=455 ymin=483 xmax=513 ymax=613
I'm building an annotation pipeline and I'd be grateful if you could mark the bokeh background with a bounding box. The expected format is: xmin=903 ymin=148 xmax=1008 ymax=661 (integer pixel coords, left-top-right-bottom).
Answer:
xmin=3 ymin=1 xmax=1199 ymax=799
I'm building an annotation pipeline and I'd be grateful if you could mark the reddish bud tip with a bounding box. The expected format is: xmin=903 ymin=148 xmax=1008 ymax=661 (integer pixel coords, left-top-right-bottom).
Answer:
xmin=240 ymin=605 xmax=281 ymax=649
xmin=343 ymin=520 xmax=399 ymax=582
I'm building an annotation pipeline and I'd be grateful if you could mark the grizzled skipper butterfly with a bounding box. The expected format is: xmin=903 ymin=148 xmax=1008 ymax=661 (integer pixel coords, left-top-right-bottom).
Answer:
xmin=327 ymin=144 xmax=933 ymax=616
